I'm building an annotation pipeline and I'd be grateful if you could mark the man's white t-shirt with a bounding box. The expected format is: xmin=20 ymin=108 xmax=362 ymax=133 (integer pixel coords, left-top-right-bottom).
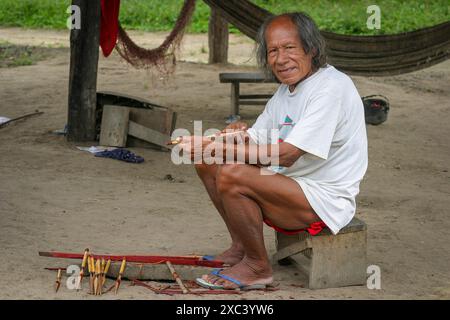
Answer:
xmin=247 ymin=65 xmax=368 ymax=234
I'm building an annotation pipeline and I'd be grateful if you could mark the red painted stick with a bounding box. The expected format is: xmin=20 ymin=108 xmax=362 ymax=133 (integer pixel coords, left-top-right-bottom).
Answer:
xmin=39 ymin=251 xmax=226 ymax=268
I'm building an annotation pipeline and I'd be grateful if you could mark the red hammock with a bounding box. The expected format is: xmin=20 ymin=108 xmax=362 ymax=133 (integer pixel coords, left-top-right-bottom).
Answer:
xmin=100 ymin=0 xmax=120 ymax=57
xmin=99 ymin=0 xmax=196 ymax=71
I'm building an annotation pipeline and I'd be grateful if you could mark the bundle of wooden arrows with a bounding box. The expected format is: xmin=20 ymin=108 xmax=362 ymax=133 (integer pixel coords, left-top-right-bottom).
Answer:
xmin=46 ymin=249 xmax=127 ymax=295
xmin=86 ymin=254 xmax=116 ymax=295
xmin=39 ymin=249 xmax=242 ymax=296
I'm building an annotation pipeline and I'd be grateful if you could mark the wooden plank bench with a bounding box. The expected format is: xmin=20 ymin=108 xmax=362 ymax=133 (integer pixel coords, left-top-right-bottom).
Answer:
xmin=219 ymin=73 xmax=277 ymax=123
xmin=273 ymin=217 xmax=367 ymax=289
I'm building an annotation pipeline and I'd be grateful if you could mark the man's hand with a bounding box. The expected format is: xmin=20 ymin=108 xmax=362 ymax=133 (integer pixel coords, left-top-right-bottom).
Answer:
xmin=178 ymin=135 xmax=215 ymax=162
xmin=222 ymin=121 xmax=248 ymax=132
xmin=219 ymin=121 xmax=249 ymax=145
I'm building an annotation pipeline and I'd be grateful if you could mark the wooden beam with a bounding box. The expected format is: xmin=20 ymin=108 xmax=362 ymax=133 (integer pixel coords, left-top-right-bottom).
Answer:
xmin=273 ymin=238 xmax=312 ymax=263
xmin=99 ymin=105 xmax=130 ymax=147
xmin=67 ymin=0 xmax=101 ymax=141
xmin=128 ymin=121 xmax=171 ymax=149
xmin=208 ymin=7 xmax=229 ymax=64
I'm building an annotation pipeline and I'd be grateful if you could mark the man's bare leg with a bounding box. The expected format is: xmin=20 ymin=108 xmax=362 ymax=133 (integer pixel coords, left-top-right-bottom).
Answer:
xmin=203 ymin=164 xmax=321 ymax=288
xmin=195 ymin=163 xmax=244 ymax=265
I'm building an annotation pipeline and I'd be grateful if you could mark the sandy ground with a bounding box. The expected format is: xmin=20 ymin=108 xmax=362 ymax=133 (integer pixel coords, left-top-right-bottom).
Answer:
xmin=0 ymin=27 xmax=449 ymax=300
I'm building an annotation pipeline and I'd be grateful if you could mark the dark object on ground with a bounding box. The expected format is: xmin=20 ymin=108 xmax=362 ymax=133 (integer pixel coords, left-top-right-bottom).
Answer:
xmin=164 ymin=174 xmax=175 ymax=181
xmin=94 ymin=148 xmax=144 ymax=163
xmin=362 ymin=95 xmax=390 ymax=125
xmin=52 ymin=124 xmax=68 ymax=136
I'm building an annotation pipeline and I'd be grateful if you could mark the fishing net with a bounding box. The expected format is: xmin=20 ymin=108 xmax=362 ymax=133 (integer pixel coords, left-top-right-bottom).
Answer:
xmin=115 ymin=0 xmax=196 ymax=74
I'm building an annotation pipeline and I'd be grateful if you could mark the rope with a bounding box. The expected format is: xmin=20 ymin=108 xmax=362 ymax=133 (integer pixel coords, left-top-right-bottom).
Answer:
xmin=116 ymin=0 xmax=196 ymax=73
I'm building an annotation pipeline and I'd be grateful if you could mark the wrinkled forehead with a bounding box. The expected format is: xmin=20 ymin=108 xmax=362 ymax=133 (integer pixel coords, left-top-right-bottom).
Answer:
xmin=265 ymin=16 xmax=301 ymax=47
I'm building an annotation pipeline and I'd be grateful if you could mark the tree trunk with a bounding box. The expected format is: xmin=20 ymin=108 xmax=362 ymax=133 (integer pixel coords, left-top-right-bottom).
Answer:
xmin=208 ymin=7 xmax=229 ymax=64
xmin=67 ymin=0 xmax=101 ymax=141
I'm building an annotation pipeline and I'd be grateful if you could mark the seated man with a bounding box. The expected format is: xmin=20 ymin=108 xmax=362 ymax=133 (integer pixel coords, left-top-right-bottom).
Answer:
xmin=181 ymin=12 xmax=368 ymax=290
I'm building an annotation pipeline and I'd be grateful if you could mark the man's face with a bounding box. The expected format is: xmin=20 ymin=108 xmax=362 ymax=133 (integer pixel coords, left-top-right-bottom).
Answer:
xmin=265 ymin=17 xmax=313 ymax=87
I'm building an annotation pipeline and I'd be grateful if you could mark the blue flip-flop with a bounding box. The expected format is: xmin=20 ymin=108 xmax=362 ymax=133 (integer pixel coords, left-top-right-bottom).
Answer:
xmin=195 ymin=269 xmax=225 ymax=290
xmin=202 ymin=255 xmax=215 ymax=261
xmin=195 ymin=269 xmax=269 ymax=291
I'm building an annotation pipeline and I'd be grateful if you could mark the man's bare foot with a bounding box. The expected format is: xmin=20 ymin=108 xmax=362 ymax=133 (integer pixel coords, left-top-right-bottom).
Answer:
xmin=202 ymin=256 xmax=273 ymax=289
xmin=211 ymin=243 xmax=244 ymax=266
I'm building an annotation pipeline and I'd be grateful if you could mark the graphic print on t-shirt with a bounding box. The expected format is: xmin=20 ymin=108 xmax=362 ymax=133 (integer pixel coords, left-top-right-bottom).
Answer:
xmin=278 ymin=115 xmax=295 ymax=143
xmin=271 ymin=115 xmax=296 ymax=173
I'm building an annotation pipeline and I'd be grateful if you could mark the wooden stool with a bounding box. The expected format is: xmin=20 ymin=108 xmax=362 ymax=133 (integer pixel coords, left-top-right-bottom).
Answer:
xmin=273 ymin=217 xmax=367 ymax=289
xmin=219 ymin=73 xmax=277 ymax=123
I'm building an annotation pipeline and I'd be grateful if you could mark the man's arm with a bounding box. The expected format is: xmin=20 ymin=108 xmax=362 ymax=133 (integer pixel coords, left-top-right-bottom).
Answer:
xmin=179 ymin=136 xmax=305 ymax=167
xmin=222 ymin=141 xmax=306 ymax=167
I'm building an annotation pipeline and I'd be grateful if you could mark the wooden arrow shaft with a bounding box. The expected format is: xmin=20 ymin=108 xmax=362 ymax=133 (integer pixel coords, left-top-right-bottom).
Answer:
xmin=166 ymin=261 xmax=188 ymax=294
xmin=0 ymin=111 xmax=43 ymax=129
xmin=131 ymin=279 xmax=242 ymax=295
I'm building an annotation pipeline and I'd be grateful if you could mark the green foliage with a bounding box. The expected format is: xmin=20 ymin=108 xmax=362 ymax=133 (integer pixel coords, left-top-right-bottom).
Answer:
xmin=0 ymin=0 xmax=448 ymax=35
xmin=0 ymin=43 xmax=51 ymax=68
xmin=0 ymin=0 xmax=70 ymax=29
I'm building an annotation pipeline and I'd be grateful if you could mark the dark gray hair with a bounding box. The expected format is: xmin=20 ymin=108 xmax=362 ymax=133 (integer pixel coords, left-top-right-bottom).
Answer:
xmin=256 ymin=12 xmax=327 ymax=80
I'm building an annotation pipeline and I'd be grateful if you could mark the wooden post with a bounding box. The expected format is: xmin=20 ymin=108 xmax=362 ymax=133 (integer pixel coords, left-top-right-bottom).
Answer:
xmin=208 ymin=7 xmax=229 ymax=64
xmin=230 ymin=81 xmax=239 ymax=117
xmin=67 ymin=0 xmax=101 ymax=141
